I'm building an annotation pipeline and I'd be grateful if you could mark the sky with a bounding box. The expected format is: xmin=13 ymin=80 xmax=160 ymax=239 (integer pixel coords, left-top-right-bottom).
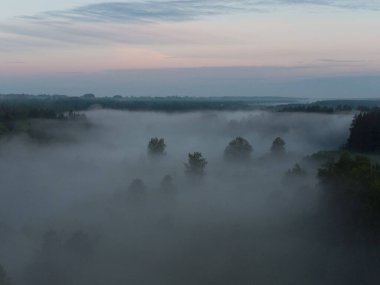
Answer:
xmin=0 ymin=0 xmax=380 ymax=97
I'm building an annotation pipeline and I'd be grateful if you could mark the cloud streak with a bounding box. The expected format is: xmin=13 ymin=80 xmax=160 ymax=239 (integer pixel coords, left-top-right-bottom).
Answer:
xmin=18 ymin=0 xmax=380 ymax=24
xmin=21 ymin=1 xmax=244 ymax=23
xmin=1 ymin=0 xmax=377 ymax=49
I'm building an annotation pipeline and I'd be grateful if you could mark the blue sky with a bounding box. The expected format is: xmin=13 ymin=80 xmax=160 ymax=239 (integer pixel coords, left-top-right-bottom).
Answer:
xmin=0 ymin=0 xmax=379 ymax=97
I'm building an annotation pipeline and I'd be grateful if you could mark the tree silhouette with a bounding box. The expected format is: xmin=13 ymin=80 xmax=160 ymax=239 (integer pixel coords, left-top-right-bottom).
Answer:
xmin=0 ymin=264 xmax=11 ymax=285
xmin=148 ymin=137 xmax=166 ymax=155
xmin=185 ymin=152 xmax=208 ymax=176
xmin=318 ymin=152 xmax=380 ymax=235
xmin=159 ymin=175 xmax=176 ymax=200
xmin=66 ymin=231 xmax=93 ymax=256
xmin=346 ymin=109 xmax=380 ymax=152
xmin=127 ymin=178 xmax=147 ymax=205
xmin=224 ymin=137 xmax=253 ymax=161
xmin=271 ymin=137 xmax=286 ymax=155
xmin=286 ymin=163 xmax=306 ymax=177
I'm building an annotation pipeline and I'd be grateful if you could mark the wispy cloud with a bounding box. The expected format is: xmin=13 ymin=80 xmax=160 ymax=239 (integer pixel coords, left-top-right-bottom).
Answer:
xmin=1 ymin=0 xmax=376 ymax=48
xmin=17 ymin=0 xmax=380 ymax=24
xmin=0 ymin=1 xmax=250 ymax=51
xmin=279 ymin=0 xmax=379 ymax=10
xmin=20 ymin=1 xmax=246 ymax=23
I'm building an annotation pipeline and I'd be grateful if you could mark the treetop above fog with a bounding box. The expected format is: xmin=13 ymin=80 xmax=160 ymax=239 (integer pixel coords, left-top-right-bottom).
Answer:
xmin=224 ymin=137 xmax=253 ymax=161
xmin=185 ymin=152 xmax=208 ymax=176
xmin=271 ymin=137 xmax=286 ymax=154
xmin=148 ymin=137 xmax=166 ymax=155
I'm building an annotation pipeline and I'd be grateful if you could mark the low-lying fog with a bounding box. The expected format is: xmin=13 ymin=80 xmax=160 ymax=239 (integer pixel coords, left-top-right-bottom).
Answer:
xmin=1 ymin=110 xmax=367 ymax=285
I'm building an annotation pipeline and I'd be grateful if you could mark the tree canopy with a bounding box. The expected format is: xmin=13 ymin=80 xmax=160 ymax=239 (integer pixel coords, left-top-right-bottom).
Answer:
xmin=346 ymin=109 xmax=380 ymax=152
xmin=127 ymin=179 xmax=147 ymax=205
xmin=271 ymin=137 xmax=286 ymax=155
xmin=318 ymin=153 xmax=380 ymax=235
xmin=286 ymin=163 xmax=306 ymax=177
xmin=224 ymin=137 xmax=253 ymax=161
xmin=148 ymin=137 xmax=166 ymax=155
xmin=185 ymin=152 xmax=208 ymax=176
xmin=159 ymin=175 xmax=177 ymax=202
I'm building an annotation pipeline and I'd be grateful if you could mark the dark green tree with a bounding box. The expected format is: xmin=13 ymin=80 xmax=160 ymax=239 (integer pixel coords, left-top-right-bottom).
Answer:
xmin=224 ymin=137 xmax=253 ymax=161
xmin=148 ymin=137 xmax=166 ymax=155
xmin=346 ymin=109 xmax=380 ymax=152
xmin=318 ymin=152 xmax=380 ymax=235
xmin=271 ymin=137 xmax=286 ymax=155
xmin=185 ymin=152 xmax=208 ymax=176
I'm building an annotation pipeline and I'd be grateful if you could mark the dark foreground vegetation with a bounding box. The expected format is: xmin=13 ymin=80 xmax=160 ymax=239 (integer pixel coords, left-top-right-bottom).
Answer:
xmin=346 ymin=109 xmax=380 ymax=152
xmin=319 ymin=153 xmax=380 ymax=237
xmin=1 ymin=97 xmax=380 ymax=284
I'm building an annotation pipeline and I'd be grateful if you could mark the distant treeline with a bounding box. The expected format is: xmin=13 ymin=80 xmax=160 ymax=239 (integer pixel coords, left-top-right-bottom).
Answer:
xmin=2 ymin=94 xmax=380 ymax=114
xmin=0 ymin=103 xmax=85 ymax=136
xmin=0 ymin=94 xmax=300 ymax=113
xmin=277 ymin=100 xmax=380 ymax=113
xmin=2 ymin=94 xmax=380 ymax=137
xmin=0 ymin=94 xmax=298 ymax=136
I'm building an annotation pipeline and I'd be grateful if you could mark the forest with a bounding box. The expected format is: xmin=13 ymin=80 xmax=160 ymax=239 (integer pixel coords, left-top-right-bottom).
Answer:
xmin=1 ymin=96 xmax=380 ymax=284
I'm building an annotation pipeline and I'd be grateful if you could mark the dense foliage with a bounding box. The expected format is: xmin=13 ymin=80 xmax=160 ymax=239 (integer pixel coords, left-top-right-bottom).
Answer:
xmin=224 ymin=137 xmax=253 ymax=161
xmin=0 ymin=95 xmax=296 ymax=113
xmin=346 ymin=109 xmax=380 ymax=152
xmin=278 ymin=99 xmax=380 ymax=113
xmin=318 ymin=153 xmax=380 ymax=236
xmin=278 ymin=104 xmax=335 ymax=113
xmin=185 ymin=152 xmax=208 ymax=176
xmin=270 ymin=137 xmax=286 ymax=154
xmin=286 ymin=163 xmax=306 ymax=177
xmin=148 ymin=138 xmax=166 ymax=155
xmin=0 ymin=101 xmax=86 ymax=137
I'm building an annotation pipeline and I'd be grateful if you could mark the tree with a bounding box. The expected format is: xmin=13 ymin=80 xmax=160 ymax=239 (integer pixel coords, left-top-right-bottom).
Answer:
xmin=185 ymin=152 xmax=208 ymax=176
xmin=159 ymin=175 xmax=176 ymax=200
xmin=148 ymin=137 xmax=166 ymax=155
xmin=27 ymin=230 xmax=68 ymax=285
xmin=318 ymin=153 xmax=380 ymax=235
xmin=158 ymin=175 xmax=177 ymax=210
xmin=81 ymin=93 xmax=95 ymax=99
xmin=0 ymin=264 xmax=11 ymax=285
xmin=66 ymin=231 xmax=93 ymax=256
xmin=127 ymin=178 xmax=147 ymax=205
xmin=346 ymin=109 xmax=380 ymax=152
xmin=224 ymin=137 xmax=253 ymax=161
xmin=286 ymin=163 xmax=306 ymax=177
xmin=271 ymin=137 xmax=286 ymax=155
